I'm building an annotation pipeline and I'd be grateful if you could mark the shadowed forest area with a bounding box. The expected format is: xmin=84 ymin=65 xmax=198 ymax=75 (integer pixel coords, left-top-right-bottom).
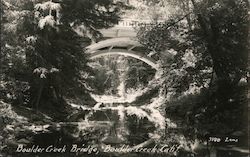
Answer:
xmin=0 ymin=0 xmax=249 ymax=157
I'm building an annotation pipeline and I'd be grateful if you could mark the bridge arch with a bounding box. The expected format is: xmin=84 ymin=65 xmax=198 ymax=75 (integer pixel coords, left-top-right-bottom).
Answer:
xmin=86 ymin=37 xmax=159 ymax=69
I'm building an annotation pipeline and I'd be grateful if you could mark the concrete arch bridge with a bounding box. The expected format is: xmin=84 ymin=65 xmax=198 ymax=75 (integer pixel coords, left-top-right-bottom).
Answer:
xmin=86 ymin=38 xmax=159 ymax=70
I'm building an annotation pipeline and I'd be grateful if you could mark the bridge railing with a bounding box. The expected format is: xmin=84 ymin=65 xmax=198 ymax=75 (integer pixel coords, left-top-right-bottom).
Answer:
xmin=114 ymin=18 xmax=165 ymax=28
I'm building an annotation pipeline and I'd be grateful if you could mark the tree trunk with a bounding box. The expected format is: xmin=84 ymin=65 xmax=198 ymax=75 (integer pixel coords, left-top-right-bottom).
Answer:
xmin=190 ymin=0 xmax=236 ymax=104
xmin=34 ymin=80 xmax=44 ymax=112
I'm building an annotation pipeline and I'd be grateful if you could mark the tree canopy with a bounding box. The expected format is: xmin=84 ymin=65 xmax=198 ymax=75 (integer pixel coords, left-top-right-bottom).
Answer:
xmin=1 ymin=0 xmax=128 ymax=110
